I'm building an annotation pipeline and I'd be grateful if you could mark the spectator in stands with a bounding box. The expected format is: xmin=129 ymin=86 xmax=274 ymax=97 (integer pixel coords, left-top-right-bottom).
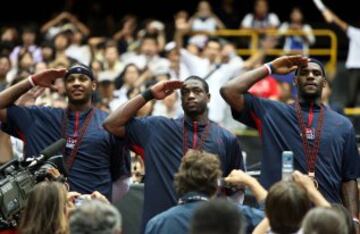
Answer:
xmin=152 ymin=91 xmax=182 ymax=118
xmin=103 ymin=77 xmax=244 ymax=231
xmin=113 ymin=15 xmax=138 ymax=54
xmin=131 ymin=153 xmax=145 ymax=184
xmin=221 ymin=55 xmax=360 ymax=217
xmin=301 ymin=207 xmax=349 ymax=234
xmin=0 ymin=65 xmax=130 ymax=201
xmin=189 ymin=1 xmax=225 ymax=33
xmin=10 ymin=25 xmax=42 ymax=67
xmin=99 ymin=41 xmax=124 ymax=82
xmin=41 ymin=11 xmax=90 ymax=41
xmin=164 ymin=41 xmax=190 ymax=81
xmin=19 ymin=181 xmax=69 ymax=234
xmin=65 ymin=29 xmax=91 ymax=66
xmin=145 ymin=150 xmax=222 ymax=234
xmin=322 ymin=9 xmax=360 ymax=107
xmin=40 ymin=41 xmax=55 ymax=64
xmin=216 ymin=0 xmax=241 ymax=29
xmin=240 ymin=0 xmax=280 ymax=32
xmin=69 ymin=200 xmax=122 ymax=234
xmin=278 ymin=7 xmax=315 ymax=55
xmin=190 ymin=199 xmax=245 ymax=234
xmin=0 ymin=55 xmax=11 ymax=91
xmin=0 ymin=26 xmax=18 ymax=55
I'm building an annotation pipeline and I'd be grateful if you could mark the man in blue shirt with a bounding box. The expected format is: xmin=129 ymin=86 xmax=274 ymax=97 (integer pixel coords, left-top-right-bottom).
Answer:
xmin=145 ymin=150 xmax=265 ymax=234
xmin=103 ymin=76 xmax=244 ymax=229
xmin=0 ymin=65 xmax=130 ymax=201
xmin=220 ymin=55 xmax=360 ymax=218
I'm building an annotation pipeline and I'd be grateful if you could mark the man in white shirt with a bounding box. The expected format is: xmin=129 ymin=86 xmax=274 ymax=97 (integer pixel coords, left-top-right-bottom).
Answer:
xmin=323 ymin=9 xmax=360 ymax=107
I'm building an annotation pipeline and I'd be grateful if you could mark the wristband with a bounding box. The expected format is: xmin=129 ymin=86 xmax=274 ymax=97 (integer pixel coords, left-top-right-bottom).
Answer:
xmin=353 ymin=218 xmax=360 ymax=225
xmin=264 ymin=63 xmax=274 ymax=75
xmin=28 ymin=76 xmax=36 ymax=87
xmin=141 ymin=89 xmax=154 ymax=102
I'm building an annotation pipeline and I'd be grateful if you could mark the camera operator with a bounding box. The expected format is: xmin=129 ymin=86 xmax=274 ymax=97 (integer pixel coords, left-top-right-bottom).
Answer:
xmin=0 ymin=66 xmax=130 ymax=201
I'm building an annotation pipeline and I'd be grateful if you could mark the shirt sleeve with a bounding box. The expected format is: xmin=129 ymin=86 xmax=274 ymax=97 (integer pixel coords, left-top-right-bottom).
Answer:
xmin=269 ymin=13 xmax=280 ymax=27
xmin=231 ymin=93 xmax=270 ymax=131
xmin=125 ymin=116 xmax=155 ymax=148
xmin=1 ymin=105 xmax=36 ymax=138
xmin=347 ymin=26 xmax=360 ymax=44
xmin=341 ymin=126 xmax=360 ymax=181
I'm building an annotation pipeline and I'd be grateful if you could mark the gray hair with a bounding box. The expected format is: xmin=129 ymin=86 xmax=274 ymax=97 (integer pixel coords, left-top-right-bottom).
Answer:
xmin=70 ymin=200 xmax=122 ymax=234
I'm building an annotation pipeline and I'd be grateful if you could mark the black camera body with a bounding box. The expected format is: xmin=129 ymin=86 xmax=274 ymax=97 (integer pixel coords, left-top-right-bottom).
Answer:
xmin=0 ymin=139 xmax=66 ymax=227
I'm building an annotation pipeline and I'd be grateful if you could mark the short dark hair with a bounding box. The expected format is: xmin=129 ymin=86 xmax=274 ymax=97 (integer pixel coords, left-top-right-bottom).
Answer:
xmin=265 ymin=181 xmax=311 ymax=234
xmin=205 ymin=37 xmax=222 ymax=49
xmin=295 ymin=58 xmax=326 ymax=79
xmin=142 ymin=33 xmax=158 ymax=45
xmin=174 ymin=149 xmax=222 ymax=198
xmin=184 ymin=76 xmax=209 ymax=94
xmin=190 ymin=199 xmax=245 ymax=234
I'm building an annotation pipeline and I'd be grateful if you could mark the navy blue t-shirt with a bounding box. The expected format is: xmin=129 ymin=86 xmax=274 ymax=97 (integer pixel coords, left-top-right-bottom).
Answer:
xmin=125 ymin=116 xmax=244 ymax=228
xmin=2 ymin=105 xmax=130 ymax=200
xmin=232 ymin=94 xmax=360 ymax=203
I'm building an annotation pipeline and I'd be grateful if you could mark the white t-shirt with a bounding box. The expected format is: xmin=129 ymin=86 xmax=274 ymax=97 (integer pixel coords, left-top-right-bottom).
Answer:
xmin=345 ymin=26 xmax=360 ymax=68
xmin=278 ymin=23 xmax=315 ymax=54
xmin=241 ymin=13 xmax=280 ymax=29
xmin=191 ymin=17 xmax=218 ymax=32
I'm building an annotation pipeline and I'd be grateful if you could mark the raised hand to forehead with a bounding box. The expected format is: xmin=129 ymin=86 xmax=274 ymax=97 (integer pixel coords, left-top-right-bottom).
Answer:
xmin=271 ymin=55 xmax=310 ymax=74
xmin=151 ymin=80 xmax=184 ymax=100
xmin=31 ymin=68 xmax=67 ymax=91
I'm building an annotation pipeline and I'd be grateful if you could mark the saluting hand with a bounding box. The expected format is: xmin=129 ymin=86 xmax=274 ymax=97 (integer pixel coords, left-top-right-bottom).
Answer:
xmin=31 ymin=68 xmax=67 ymax=90
xmin=150 ymin=80 xmax=183 ymax=100
xmin=270 ymin=55 xmax=309 ymax=75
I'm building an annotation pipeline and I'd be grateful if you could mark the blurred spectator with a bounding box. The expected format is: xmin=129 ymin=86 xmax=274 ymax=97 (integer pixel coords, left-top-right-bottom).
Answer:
xmin=0 ymin=26 xmax=18 ymax=55
xmin=152 ymin=91 xmax=182 ymax=118
xmin=189 ymin=1 xmax=225 ymax=33
xmin=240 ymin=0 xmax=280 ymax=31
xmin=278 ymin=7 xmax=315 ymax=55
xmin=164 ymin=41 xmax=190 ymax=81
xmin=322 ymin=9 xmax=360 ymax=107
xmin=0 ymin=55 xmax=11 ymax=91
xmin=113 ymin=15 xmax=138 ymax=54
xmin=41 ymin=11 xmax=90 ymax=41
xmin=69 ymin=200 xmax=122 ymax=234
xmin=216 ymin=0 xmax=241 ymax=29
xmin=19 ymin=181 xmax=69 ymax=234
xmin=10 ymin=25 xmax=42 ymax=67
xmin=99 ymin=41 xmax=124 ymax=82
xmin=131 ymin=153 xmax=145 ymax=184
xmin=40 ymin=41 xmax=55 ymax=64
xmin=65 ymin=29 xmax=91 ymax=66
xmin=190 ymin=199 xmax=245 ymax=234
xmin=137 ymin=19 xmax=166 ymax=51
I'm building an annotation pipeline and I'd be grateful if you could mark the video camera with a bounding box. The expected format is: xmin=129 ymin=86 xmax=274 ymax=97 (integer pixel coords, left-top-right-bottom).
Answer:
xmin=0 ymin=139 xmax=67 ymax=227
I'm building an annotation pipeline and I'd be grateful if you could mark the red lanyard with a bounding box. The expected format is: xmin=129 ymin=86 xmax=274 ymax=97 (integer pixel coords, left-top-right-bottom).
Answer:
xmin=183 ymin=119 xmax=211 ymax=155
xmin=294 ymin=99 xmax=325 ymax=179
xmin=61 ymin=107 xmax=96 ymax=171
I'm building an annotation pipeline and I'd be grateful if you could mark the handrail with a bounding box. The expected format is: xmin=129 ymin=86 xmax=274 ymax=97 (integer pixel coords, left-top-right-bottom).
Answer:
xmin=208 ymin=29 xmax=338 ymax=77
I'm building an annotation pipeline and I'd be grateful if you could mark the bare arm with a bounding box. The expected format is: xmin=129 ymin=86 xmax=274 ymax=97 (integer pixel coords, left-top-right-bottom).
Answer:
xmin=322 ymin=9 xmax=349 ymax=32
xmin=225 ymin=169 xmax=267 ymax=203
xmin=103 ymin=80 xmax=183 ymax=137
xmin=0 ymin=68 xmax=66 ymax=123
xmin=41 ymin=12 xmax=69 ymax=33
xmin=220 ymin=55 xmax=308 ymax=113
xmin=341 ymin=180 xmax=359 ymax=218
xmin=67 ymin=13 xmax=90 ymax=36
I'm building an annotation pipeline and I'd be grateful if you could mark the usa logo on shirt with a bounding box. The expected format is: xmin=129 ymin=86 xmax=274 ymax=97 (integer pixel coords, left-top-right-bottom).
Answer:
xmin=305 ymin=127 xmax=315 ymax=140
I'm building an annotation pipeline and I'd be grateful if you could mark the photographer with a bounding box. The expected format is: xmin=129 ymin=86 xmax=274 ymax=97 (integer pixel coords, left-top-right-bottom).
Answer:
xmin=0 ymin=65 xmax=130 ymax=201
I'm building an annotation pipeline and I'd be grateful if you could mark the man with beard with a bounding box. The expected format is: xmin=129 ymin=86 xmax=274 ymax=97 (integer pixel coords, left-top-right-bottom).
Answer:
xmin=103 ymin=76 xmax=244 ymax=230
xmin=220 ymin=55 xmax=359 ymax=219
xmin=0 ymin=65 xmax=130 ymax=201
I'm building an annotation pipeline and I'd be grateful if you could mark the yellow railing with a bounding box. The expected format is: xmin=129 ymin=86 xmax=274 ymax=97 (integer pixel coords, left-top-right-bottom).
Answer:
xmin=210 ymin=29 xmax=338 ymax=77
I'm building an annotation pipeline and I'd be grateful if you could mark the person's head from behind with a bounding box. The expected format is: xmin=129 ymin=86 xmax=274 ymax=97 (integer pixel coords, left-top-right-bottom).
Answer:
xmin=265 ymin=180 xmax=311 ymax=234
xmin=70 ymin=200 xmax=122 ymax=234
xmin=302 ymin=207 xmax=349 ymax=234
xmin=254 ymin=0 xmax=269 ymax=18
xmin=190 ymin=199 xmax=245 ymax=234
xmin=203 ymin=37 xmax=222 ymax=63
xmin=19 ymin=181 xmax=68 ymax=234
xmin=294 ymin=58 xmax=327 ymax=101
xmin=175 ymin=149 xmax=222 ymax=198
xmin=180 ymin=76 xmax=210 ymax=119
xmin=64 ymin=64 xmax=96 ymax=106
